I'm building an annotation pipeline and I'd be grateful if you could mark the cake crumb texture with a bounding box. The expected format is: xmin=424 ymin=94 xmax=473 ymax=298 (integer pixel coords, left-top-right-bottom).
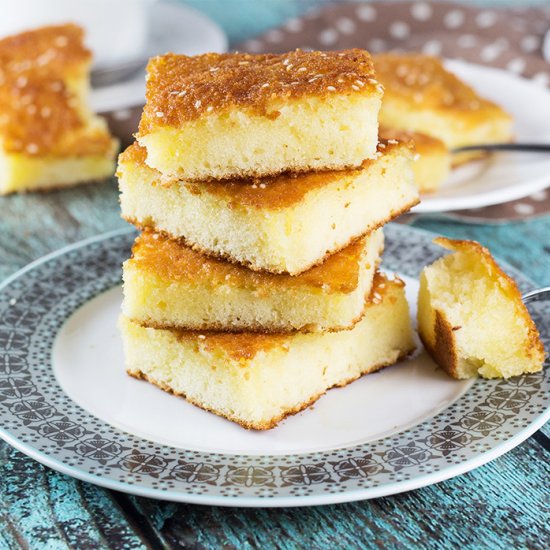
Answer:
xmin=120 ymin=275 xmax=415 ymax=429
xmin=417 ymin=237 xmax=545 ymax=379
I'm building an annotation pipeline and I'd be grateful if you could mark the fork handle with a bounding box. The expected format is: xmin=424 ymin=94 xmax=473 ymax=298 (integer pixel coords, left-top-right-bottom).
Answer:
xmin=522 ymin=286 xmax=550 ymax=304
xmin=452 ymin=143 xmax=550 ymax=154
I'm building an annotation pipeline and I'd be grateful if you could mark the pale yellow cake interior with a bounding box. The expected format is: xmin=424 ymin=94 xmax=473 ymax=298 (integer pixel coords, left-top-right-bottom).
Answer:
xmin=374 ymin=53 xmax=513 ymax=152
xmin=120 ymin=275 xmax=415 ymax=430
xmin=118 ymin=142 xmax=418 ymax=275
xmin=380 ymin=128 xmax=450 ymax=193
xmin=418 ymin=238 xmax=545 ymax=379
xmin=123 ymin=229 xmax=383 ymax=332
xmin=139 ymin=94 xmax=381 ymax=181
xmin=1 ymin=139 xmax=118 ymax=193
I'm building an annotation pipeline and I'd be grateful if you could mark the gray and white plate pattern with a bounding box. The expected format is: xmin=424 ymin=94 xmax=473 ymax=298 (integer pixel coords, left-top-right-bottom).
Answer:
xmin=0 ymin=224 xmax=547 ymax=506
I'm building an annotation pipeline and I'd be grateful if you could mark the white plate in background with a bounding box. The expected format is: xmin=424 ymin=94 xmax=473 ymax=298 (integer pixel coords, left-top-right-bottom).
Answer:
xmin=90 ymin=1 xmax=227 ymax=113
xmin=415 ymin=61 xmax=550 ymax=213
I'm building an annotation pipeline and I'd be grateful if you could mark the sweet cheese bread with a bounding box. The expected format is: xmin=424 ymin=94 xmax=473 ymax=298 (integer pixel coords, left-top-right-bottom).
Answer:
xmin=0 ymin=24 xmax=118 ymax=194
xmin=380 ymin=127 xmax=450 ymax=193
xmin=118 ymin=140 xmax=418 ymax=275
xmin=374 ymin=53 xmax=513 ymax=157
xmin=122 ymin=228 xmax=383 ymax=333
xmin=136 ymin=49 xmax=383 ymax=181
xmin=418 ymin=238 xmax=545 ymax=379
xmin=120 ymin=273 xmax=415 ymax=430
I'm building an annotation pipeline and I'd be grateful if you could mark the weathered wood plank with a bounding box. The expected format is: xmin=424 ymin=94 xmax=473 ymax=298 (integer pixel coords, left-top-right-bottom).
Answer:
xmin=0 ymin=441 xmax=148 ymax=549
xmin=0 ymin=168 xmax=548 ymax=548
xmin=0 ymin=180 xmax=126 ymax=282
xmin=129 ymin=436 xmax=549 ymax=550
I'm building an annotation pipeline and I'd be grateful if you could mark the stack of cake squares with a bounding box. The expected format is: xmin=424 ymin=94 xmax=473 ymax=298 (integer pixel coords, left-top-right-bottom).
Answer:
xmin=118 ymin=49 xmax=420 ymax=430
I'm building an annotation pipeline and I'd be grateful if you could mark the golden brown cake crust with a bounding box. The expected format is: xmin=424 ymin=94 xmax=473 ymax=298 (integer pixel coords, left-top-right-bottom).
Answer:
xmin=138 ymin=49 xmax=381 ymax=134
xmin=128 ymin=347 xmax=413 ymax=430
xmin=0 ymin=23 xmax=90 ymax=75
xmin=374 ymin=53 xmax=510 ymax=118
xmin=0 ymin=24 xmax=114 ymax=156
xmin=432 ymin=237 xmax=545 ymax=363
xmin=130 ymin=229 xmax=376 ymax=294
xmin=420 ymin=309 xmax=460 ymax=379
xmin=380 ymin=127 xmax=447 ymax=156
xmin=124 ymin=194 xmax=417 ymax=275
xmin=119 ymin=140 xmax=407 ymax=209
xmin=134 ymin=273 xmax=397 ymax=359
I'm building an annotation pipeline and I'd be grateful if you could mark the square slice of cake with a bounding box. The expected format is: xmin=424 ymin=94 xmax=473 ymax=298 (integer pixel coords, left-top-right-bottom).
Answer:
xmin=418 ymin=238 xmax=545 ymax=379
xmin=136 ymin=49 xmax=383 ymax=181
xmin=380 ymin=127 xmax=450 ymax=193
xmin=118 ymin=140 xmax=418 ymax=275
xmin=374 ymin=53 xmax=512 ymax=154
xmin=0 ymin=24 xmax=118 ymax=194
xmin=122 ymin=228 xmax=383 ymax=333
xmin=120 ymin=273 xmax=415 ymax=430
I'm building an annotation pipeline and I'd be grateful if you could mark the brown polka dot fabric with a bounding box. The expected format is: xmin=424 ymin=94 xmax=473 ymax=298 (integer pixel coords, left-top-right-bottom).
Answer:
xmin=236 ymin=1 xmax=550 ymax=223
xmin=239 ymin=2 xmax=550 ymax=84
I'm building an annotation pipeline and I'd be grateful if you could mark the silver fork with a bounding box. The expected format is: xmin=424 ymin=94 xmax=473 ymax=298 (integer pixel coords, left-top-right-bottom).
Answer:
xmin=453 ymin=143 xmax=550 ymax=154
xmin=523 ymin=286 xmax=550 ymax=304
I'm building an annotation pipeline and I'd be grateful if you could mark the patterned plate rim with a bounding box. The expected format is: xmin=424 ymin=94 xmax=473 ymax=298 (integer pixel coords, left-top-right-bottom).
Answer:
xmin=0 ymin=225 xmax=548 ymax=507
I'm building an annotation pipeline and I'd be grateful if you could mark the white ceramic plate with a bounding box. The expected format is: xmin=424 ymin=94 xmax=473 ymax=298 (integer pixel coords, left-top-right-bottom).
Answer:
xmin=0 ymin=224 xmax=547 ymax=506
xmin=415 ymin=61 xmax=550 ymax=213
xmin=90 ymin=1 xmax=227 ymax=113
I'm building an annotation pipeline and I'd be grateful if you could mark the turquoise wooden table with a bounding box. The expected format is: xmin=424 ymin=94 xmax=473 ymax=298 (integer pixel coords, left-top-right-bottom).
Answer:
xmin=1 ymin=2 xmax=549 ymax=548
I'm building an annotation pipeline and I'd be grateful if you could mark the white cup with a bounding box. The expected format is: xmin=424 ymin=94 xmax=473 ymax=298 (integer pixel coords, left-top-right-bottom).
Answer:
xmin=0 ymin=0 xmax=154 ymax=67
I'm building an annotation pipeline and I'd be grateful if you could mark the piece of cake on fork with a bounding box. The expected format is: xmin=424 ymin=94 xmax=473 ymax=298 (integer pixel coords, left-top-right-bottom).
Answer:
xmin=417 ymin=238 xmax=545 ymax=379
xmin=0 ymin=24 xmax=118 ymax=194
xmin=136 ymin=49 xmax=383 ymax=181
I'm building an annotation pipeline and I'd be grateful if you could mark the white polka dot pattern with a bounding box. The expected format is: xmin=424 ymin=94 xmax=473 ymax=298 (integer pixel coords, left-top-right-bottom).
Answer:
xmin=444 ymin=10 xmax=465 ymax=29
xmin=422 ymin=39 xmax=442 ymax=56
xmin=367 ymin=38 xmax=386 ymax=53
xmin=234 ymin=1 xmax=550 ymax=221
xmin=335 ymin=17 xmax=356 ymax=35
xmin=389 ymin=21 xmax=410 ymax=40
xmin=475 ymin=11 xmax=498 ymax=29
xmin=285 ymin=19 xmax=303 ymax=33
xmin=410 ymin=2 xmax=433 ymax=22
xmin=318 ymin=28 xmax=338 ymax=46
xmin=507 ymin=58 xmax=526 ymax=74
xmin=530 ymin=190 xmax=548 ymax=202
xmin=265 ymin=29 xmax=284 ymax=43
xmin=514 ymin=203 xmax=536 ymax=216
xmin=356 ymin=5 xmax=376 ymax=22
xmin=236 ymin=1 xmax=549 ymax=86
xmin=521 ymin=35 xmax=539 ymax=53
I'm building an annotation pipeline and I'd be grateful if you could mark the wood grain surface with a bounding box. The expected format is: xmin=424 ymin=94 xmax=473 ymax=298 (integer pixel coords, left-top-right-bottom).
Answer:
xmin=0 ymin=0 xmax=549 ymax=544
xmin=0 ymin=175 xmax=548 ymax=549
xmin=0 ymin=435 xmax=548 ymax=549
xmin=128 ymin=436 xmax=550 ymax=550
